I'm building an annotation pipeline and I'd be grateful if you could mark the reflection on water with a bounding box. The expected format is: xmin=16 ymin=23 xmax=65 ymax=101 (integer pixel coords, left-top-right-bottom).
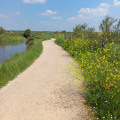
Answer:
xmin=0 ymin=42 xmax=26 ymax=63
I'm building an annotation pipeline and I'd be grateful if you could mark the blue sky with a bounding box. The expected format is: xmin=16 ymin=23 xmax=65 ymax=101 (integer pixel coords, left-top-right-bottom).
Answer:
xmin=0 ymin=0 xmax=120 ymax=31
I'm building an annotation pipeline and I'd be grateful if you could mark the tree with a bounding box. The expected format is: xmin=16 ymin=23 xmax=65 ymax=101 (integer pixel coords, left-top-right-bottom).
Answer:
xmin=86 ymin=27 xmax=95 ymax=39
xmin=23 ymin=29 xmax=31 ymax=39
xmin=99 ymin=16 xmax=117 ymax=46
xmin=0 ymin=27 xmax=6 ymax=34
xmin=73 ymin=23 xmax=87 ymax=38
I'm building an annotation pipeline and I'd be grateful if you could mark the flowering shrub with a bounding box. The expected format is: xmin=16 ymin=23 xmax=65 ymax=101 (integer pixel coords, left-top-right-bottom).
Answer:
xmin=56 ymin=30 xmax=120 ymax=119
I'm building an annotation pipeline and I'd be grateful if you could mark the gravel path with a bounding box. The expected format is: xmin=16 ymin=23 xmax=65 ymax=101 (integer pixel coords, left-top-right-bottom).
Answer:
xmin=0 ymin=39 xmax=91 ymax=120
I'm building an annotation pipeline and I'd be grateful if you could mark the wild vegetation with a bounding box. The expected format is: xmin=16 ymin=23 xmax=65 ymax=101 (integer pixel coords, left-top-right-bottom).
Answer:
xmin=0 ymin=31 xmax=55 ymax=88
xmin=0 ymin=27 xmax=6 ymax=34
xmin=0 ymin=32 xmax=26 ymax=43
xmin=55 ymin=16 xmax=120 ymax=120
xmin=23 ymin=29 xmax=31 ymax=39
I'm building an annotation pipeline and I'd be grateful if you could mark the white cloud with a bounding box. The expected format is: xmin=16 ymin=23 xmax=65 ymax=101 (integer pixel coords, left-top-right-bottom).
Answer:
xmin=0 ymin=14 xmax=8 ymax=18
xmin=98 ymin=3 xmax=110 ymax=8
xmin=67 ymin=17 xmax=77 ymax=21
xmin=15 ymin=12 xmax=21 ymax=15
xmin=67 ymin=3 xmax=110 ymax=21
xmin=52 ymin=17 xmax=62 ymax=20
xmin=113 ymin=0 xmax=120 ymax=6
xmin=39 ymin=10 xmax=57 ymax=16
xmin=78 ymin=3 xmax=110 ymax=18
xmin=23 ymin=0 xmax=46 ymax=4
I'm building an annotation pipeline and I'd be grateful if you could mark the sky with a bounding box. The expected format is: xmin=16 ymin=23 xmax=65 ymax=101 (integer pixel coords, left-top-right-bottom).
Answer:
xmin=0 ymin=0 xmax=120 ymax=31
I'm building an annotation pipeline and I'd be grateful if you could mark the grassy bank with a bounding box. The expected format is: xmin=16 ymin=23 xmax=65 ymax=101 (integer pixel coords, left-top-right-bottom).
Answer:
xmin=0 ymin=32 xmax=55 ymax=88
xmin=55 ymin=34 xmax=120 ymax=120
xmin=0 ymin=32 xmax=26 ymax=42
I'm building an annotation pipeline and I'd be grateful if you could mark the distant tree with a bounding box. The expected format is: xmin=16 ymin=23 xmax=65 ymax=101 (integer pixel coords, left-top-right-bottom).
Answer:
xmin=99 ymin=16 xmax=117 ymax=46
xmin=86 ymin=27 xmax=95 ymax=39
xmin=73 ymin=23 xmax=87 ymax=38
xmin=0 ymin=27 xmax=6 ymax=34
xmin=23 ymin=29 xmax=31 ymax=39
xmin=112 ymin=20 xmax=120 ymax=43
xmin=61 ymin=30 xmax=66 ymax=33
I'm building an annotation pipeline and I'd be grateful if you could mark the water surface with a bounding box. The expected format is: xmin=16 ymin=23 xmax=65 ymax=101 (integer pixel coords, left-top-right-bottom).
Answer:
xmin=0 ymin=42 xmax=26 ymax=63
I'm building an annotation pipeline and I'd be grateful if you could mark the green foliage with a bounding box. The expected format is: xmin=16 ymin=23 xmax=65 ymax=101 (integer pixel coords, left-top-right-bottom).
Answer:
xmin=23 ymin=29 xmax=31 ymax=39
xmin=55 ymin=38 xmax=66 ymax=48
xmin=0 ymin=32 xmax=26 ymax=42
xmin=31 ymin=32 xmax=56 ymax=40
xmin=26 ymin=38 xmax=34 ymax=49
xmin=73 ymin=23 xmax=87 ymax=38
xmin=100 ymin=16 xmax=120 ymax=45
xmin=55 ymin=32 xmax=71 ymax=50
xmin=0 ymin=27 xmax=6 ymax=34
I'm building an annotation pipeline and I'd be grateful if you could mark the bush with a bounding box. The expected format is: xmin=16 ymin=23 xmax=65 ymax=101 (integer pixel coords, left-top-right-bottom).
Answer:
xmin=55 ymin=16 xmax=120 ymax=119
xmin=0 ymin=27 xmax=6 ymax=34
xmin=23 ymin=29 xmax=31 ymax=39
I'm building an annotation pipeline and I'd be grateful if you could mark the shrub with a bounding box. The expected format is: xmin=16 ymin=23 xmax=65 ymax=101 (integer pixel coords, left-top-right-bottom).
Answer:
xmin=23 ymin=29 xmax=31 ymax=39
xmin=0 ymin=27 xmax=6 ymax=34
xmin=55 ymin=16 xmax=120 ymax=119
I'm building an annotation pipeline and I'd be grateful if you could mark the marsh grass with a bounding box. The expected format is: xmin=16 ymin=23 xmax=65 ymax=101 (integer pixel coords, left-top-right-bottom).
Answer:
xmin=0 ymin=32 xmax=26 ymax=42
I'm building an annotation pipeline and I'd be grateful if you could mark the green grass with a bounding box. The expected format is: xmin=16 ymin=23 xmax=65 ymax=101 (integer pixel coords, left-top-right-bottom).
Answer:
xmin=0 ymin=32 xmax=26 ymax=42
xmin=55 ymin=38 xmax=66 ymax=47
xmin=31 ymin=32 xmax=56 ymax=40
xmin=0 ymin=32 xmax=55 ymax=88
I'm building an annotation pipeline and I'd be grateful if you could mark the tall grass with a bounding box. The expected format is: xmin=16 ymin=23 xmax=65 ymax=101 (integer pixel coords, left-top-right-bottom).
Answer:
xmin=0 ymin=32 xmax=55 ymax=88
xmin=0 ymin=32 xmax=26 ymax=42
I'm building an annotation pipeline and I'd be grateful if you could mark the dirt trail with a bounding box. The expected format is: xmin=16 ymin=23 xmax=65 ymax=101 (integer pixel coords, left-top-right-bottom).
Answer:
xmin=0 ymin=39 xmax=91 ymax=120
